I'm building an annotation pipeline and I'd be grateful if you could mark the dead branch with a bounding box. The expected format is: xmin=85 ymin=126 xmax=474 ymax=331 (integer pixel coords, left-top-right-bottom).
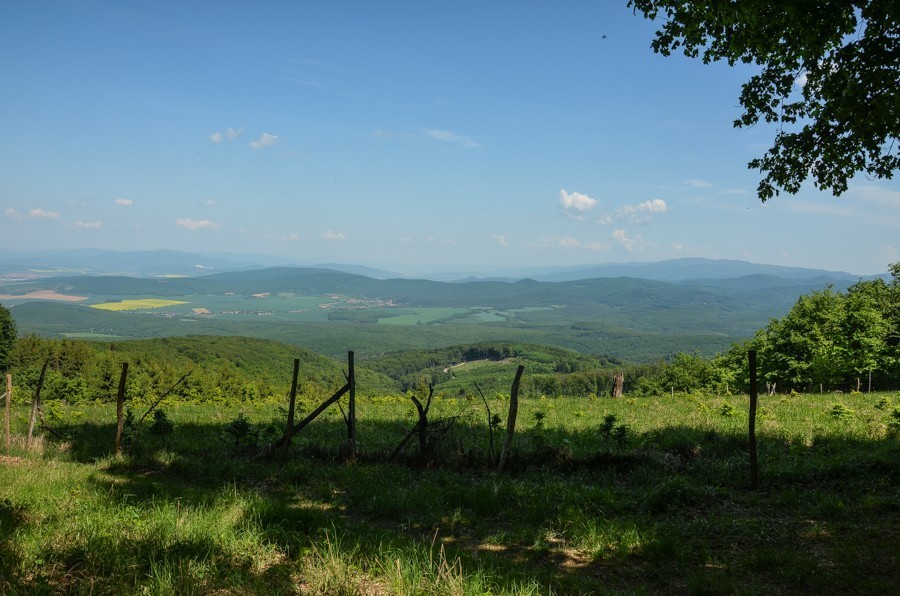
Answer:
xmin=136 ymin=370 xmax=193 ymax=427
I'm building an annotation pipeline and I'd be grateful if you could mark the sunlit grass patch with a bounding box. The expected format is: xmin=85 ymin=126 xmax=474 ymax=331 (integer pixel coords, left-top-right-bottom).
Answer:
xmin=90 ymin=298 xmax=188 ymax=311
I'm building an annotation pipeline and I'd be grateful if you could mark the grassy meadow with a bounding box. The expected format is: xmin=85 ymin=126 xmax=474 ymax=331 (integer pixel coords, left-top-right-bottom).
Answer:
xmin=2 ymin=390 xmax=899 ymax=594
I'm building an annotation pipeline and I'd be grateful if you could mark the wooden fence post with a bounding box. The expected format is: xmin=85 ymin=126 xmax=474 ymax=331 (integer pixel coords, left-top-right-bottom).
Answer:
xmin=4 ymin=373 xmax=10 ymax=452
xmin=114 ymin=362 xmax=129 ymax=455
xmin=282 ymin=358 xmax=300 ymax=460
xmin=497 ymin=365 xmax=525 ymax=473
xmin=748 ymin=349 xmax=759 ymax=491
xmin=26 ymin=362 xmax=48 ymax=449
xmin=347 ymin=351 xmax=356 ymax=456
xmin=612 ymin=372 xmax=624 ymax=399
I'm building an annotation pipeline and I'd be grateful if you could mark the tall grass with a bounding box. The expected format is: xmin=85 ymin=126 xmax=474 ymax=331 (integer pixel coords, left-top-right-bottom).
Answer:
xmin=2 ymin=390 xmax=898 ymax=593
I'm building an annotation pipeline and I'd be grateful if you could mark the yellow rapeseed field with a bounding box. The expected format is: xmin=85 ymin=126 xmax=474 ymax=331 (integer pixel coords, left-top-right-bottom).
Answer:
xmin=90 ymin=298 xmax=188 ymax=311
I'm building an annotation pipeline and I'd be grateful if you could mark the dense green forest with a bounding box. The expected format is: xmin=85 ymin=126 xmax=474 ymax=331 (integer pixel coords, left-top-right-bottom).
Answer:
xmin=3 ymin=265 xmax=868 ymax=363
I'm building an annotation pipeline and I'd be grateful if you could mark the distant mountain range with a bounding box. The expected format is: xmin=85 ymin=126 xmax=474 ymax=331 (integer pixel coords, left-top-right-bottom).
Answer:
xmin=2 ymin=251 xmax=882 ymax=362
xmin=0 ymin=248 xmax=882 ymax=285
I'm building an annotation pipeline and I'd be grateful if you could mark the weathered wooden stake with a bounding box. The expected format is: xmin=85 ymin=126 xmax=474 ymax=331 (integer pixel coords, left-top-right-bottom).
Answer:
xmin=612 ymin=372 xmax=624 ymax=399
xmin=114 ymin=362 xmax=129 ymax=455
xmin=4 ymin=374 xmax=10 ymax=452
xmin=26 ymin=362 xmax=48 ymax=449
xmin=347 ymin=351 xmax=356 ymax=455
xmin=282 ymin=358 xmax=300 ymax=460
xmin=748 ymin=349 xmax=759 ymax=491
xmin=497 ymin=365 xmax=525 ymax=473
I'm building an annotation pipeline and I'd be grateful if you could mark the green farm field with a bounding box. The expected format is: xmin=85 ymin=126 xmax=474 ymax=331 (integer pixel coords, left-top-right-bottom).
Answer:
xmin=2 ymin=390 xmax=898 ymax=594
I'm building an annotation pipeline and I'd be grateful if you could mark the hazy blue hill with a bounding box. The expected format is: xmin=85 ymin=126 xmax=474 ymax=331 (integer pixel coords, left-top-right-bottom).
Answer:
xmin=530 ymin=257 xmax=862 ymax=283
xmin=676 ymin=274 xmax=854 ymax=291
xmin=5 ymin=266 xmax=823 ymax=327
xmin=3 ymin=262 xmax=850 ymax=363
xmin=0 ymin=248 xmax=260 ymax=277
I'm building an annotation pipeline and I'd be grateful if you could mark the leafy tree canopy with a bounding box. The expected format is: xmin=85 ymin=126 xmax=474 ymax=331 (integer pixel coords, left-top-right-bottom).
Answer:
xmin=631 ymin=0 xmax=900 ymax=200
xmin=0 ymin=305 xmax=15 ymax=373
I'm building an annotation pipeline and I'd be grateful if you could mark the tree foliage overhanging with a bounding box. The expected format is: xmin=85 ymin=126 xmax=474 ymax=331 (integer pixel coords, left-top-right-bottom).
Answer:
xmin=631 ymin=0 xmax=900 ymax=200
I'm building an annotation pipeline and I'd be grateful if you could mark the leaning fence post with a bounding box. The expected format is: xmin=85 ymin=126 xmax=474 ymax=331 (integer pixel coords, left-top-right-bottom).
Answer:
xmin=114 ymin=362 xmax=129 ymax=455
xmin=748 ymin=349 xmax=759 ymax=490
xmin=497 ymin=365 xmax=525 ymax=473
xmin=282 ymin=358 xmax=300 ymax=460
xmin=347 ymin=351 xmax=356 ymax=456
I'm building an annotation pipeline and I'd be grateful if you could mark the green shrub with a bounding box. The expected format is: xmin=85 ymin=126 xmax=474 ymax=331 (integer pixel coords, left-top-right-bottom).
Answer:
xmin=149 ymin=408 xmax=174 ymax=436
xmin=830 ymin=403 xmax=854 ymax=420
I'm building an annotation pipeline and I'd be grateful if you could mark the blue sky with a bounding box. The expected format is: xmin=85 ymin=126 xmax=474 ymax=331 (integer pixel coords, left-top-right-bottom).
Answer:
xmin=1 ymin=1 xmax=897 ymax=276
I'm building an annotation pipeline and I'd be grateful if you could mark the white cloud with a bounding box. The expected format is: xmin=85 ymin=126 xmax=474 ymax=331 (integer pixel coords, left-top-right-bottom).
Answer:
xmin=250 ymin=132 xmax=279 ymax=149
xmin=204 ymin=199 xmax=220 ymax=206
xmin=115 ymin=198 xmax=133 ymax=206
xmin=426 ymin=129 xmax=481 ymax=148
xmin=542 ymin=235 xmax=609 ymax=251
xmin=559 ymin=189 xmax=599 ymax=219
xmin=794 ymin=71 xmax=808 ymax=89
xmin=855 ymin=185 xmax=900 ymax=210
xmin=684 ymin=179 xmax=713 ymax=188
xmin=586 ymin=241 xmax=611 ymax=251
xmin=210 ymin=127 xmax=243 ymax=144
xmin=264 ymin=233 xmax=305 ymax=242
xmin=176 ymin=218 xmax=220 ymax=230
xmin=612 ymin=229 xmax=645 ymax=253
xmin=596 ymin=214 xmax=613 ymax=225
xmin=491 ymin=234 xmax=509 ymax=247
xmin=618 ymin=199 xmax=668 ymax=223
xmin=4 ymin=208 xmax=22 ymax=221
xmin=29 ymin=208 xmax=60 ymax=219
xmin=74 ymin=220 xmax=102 ymax=229
xmin=322 ymin=230 xmax=346 ymax=241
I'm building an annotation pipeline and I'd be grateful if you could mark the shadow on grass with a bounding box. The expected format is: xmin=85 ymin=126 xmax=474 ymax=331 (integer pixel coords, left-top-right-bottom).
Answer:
xmin=10 ymin=413 xmax=900 ymax=594
xmin=0 ymin=492 xmax=28 ymax=592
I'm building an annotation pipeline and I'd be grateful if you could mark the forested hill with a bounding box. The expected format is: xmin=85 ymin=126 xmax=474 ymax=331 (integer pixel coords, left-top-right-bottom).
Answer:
xmin=6 ymin=265 xmax=854 ymax=312
xmin=2 ymin=265 xmax=866 ymax=362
